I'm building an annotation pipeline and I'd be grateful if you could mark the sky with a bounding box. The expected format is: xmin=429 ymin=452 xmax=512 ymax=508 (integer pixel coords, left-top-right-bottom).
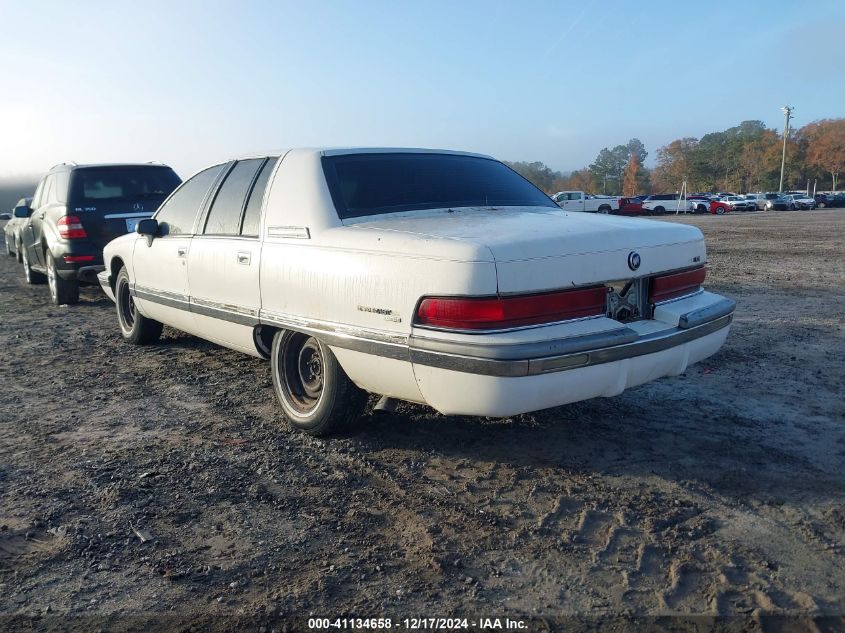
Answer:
xmin=1 ymin=0 xmax=844 ymax=180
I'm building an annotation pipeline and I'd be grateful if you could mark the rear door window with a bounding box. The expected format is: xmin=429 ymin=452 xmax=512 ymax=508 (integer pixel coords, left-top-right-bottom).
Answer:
xmin=155 ymin=164 xmax=225 ymax=236
xmin=240 ymin=157 xmax=278 ymax=237
xmin=203 ymin=159 xmax=264 ymax=235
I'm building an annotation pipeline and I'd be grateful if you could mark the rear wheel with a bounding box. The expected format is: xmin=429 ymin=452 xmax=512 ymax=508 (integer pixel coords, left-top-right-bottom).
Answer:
xmin=715 ymin=206 xmax=725 ymax=215
xmin=653 ymin=205 xmax=665 ymax=215
xmin=817 ymin=202 xmax=826 ymax=209
xmin=116 ymin=266 xmax=162 ymax=344
xmin=597 ymin=205 xmax=611 ymax=214
xmin=22 ymin=247 xmax=46 ymax=285
xmin=47 ymin=253 xmax=79 ymax=305
xmin=271 ymin=329 xmax=367 ymax=436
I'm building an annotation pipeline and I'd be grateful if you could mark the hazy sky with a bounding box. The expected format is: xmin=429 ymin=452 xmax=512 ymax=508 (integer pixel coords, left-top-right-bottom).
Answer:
xmin=2 ymin=0 xmax=843 ymax=180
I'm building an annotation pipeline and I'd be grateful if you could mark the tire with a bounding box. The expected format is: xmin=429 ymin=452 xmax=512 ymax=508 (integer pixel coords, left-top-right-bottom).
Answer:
xmin=115 ymin=266 xmax=162 ymax=344
xmin=22 ymin=246 xmax=46 ymax=285
xmin=696 ymin=203 xmax=707 ymax=214
xmin=818 ymin=202 xmax=826 ymax=209
xmin=597 ymin=205 xmax=611 ymax=214
xmin=271 ymin=329 xmax=367 ymax=436
xmin=715 ymin=206 xmax=725 ymax=215
xmin=46 ymin=253 xmax=79 ymax=305
xmin=5 ymin=236 xmax=13 ymax=257
xmin=15 ymin=239 xmax=23 ymax=263
xmin=789 ymin=203 xmax=796 ymax=210
xmin=654 ymin=206 xmax=665 ymax=215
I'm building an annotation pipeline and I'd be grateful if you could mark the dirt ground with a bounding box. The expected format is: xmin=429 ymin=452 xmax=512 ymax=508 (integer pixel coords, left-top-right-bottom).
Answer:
xmin=1 ymin=210 xmax=843 ymax=632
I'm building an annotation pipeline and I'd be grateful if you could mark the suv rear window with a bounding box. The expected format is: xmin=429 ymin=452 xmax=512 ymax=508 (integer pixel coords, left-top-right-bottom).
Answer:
xmin=322 ymin=153 xmax=557 ymax=219
xmin=69 ymin=166 xmax=181 ymax=205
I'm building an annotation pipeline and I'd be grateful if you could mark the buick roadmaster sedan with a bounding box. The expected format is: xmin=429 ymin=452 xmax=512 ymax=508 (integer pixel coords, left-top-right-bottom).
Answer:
xmin=100 ymin=149 xmax=735 ymax=436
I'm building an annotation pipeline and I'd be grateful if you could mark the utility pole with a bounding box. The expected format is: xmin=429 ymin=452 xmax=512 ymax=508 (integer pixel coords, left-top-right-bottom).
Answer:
xmin=778 ymin=106 xmax=794 ymax=193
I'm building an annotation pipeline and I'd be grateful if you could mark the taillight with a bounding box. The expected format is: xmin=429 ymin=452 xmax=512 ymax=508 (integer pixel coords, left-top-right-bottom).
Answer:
xmin=416 ymin=286 xmax=608 ymax=330
xmin=57 ymin=216 xmax=87 ymax=240
xmin=649 ymin=266 xmax=706 ymax=303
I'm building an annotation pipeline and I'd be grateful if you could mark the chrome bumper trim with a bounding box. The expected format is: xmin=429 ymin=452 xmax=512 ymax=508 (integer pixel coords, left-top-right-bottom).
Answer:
xmin=408 ymin=313 xmax=733 ymax=377
xmin=678 ymin=298 xmax=736 ymax=329
xmin=97 ymin=270 xmax=115 ymax=302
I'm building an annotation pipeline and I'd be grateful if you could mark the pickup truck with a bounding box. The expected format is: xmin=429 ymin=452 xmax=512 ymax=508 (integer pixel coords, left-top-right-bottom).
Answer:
xmin=550 ymin=191 xmax=620 ymax=214
xmin=100 ymin=148 xmax=735 ymax=436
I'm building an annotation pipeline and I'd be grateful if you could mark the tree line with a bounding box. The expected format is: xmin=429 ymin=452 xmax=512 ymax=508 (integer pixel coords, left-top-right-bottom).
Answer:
xmin=507 ymin=118 xmax=845 ymax=196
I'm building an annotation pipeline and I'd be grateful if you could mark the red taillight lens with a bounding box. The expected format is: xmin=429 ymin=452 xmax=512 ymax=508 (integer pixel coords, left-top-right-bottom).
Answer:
xmin=416 ymin=286 xmax=608 ymax=330
xmin=63 ymin=254 xmax=95 ymax=263
xmin=57 ymin=216 xmax=87 ymax=240
xmin=649 ymin=266 xmax=706 ymax=303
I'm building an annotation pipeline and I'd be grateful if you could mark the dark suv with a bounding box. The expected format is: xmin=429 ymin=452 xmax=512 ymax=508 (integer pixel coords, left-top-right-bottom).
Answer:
xmin=18 ymin=162 xmax=181 ymax=304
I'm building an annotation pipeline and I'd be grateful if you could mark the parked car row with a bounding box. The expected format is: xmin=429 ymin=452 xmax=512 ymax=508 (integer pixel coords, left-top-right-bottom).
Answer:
xmin=3 ymin=149 xmax=735 ymax=436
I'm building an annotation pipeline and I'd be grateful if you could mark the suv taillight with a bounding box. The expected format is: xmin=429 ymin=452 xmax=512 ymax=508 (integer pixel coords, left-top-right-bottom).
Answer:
xmin=415 ymin=286 xmax=608 ymax=330
xmin=649 ymin=266 xmax=706 ymax=303
xmin=57 ymin=216 xmax=87 ymax=240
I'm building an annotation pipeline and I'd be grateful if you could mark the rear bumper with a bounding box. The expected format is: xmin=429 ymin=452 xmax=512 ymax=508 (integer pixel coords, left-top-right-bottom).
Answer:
xmin=408 ymin=298 xmax=735 ymax=378
xmin=76 ymin=265 xmax=106 ymax=284
xmin=407 ymin=295 xmax=735 ymax=416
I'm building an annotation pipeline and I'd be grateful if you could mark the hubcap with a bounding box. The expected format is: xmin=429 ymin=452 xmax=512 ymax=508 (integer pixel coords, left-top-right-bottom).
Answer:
xmin=118 ymin=280 xmax=136 ymax=332
xmin=280 ymin=333 xmax=325 ymax=414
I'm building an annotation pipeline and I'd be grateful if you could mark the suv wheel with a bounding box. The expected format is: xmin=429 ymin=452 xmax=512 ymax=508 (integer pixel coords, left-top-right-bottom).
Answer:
xmin=654 ymin=205 xmax=665 ymax=214
xmin=22 ymin=247 xmax=46 ymax=285
xmin=597 ymin=205 xmax=611 ymax=214
xmin=47 ymin=253 xmax=79 ymax=305
xmin=15 ymin=239 xmax=23 ymax=263
xmin=271 ymin=330 xmax=367 ymax=436
xmin=116 ymin=266 xmax=162 ymax=344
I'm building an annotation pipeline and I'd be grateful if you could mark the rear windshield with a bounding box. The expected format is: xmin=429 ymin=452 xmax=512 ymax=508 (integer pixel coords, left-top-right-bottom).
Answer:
xmin=322 ymin=153 xmax=557 ymax=219
xmin=69 ymin=166 xmax=181 ymax=205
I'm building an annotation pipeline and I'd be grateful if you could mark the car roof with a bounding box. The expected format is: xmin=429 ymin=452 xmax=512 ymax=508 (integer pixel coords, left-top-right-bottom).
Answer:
xmin=234 ymin=147 xmax=494 ymax=161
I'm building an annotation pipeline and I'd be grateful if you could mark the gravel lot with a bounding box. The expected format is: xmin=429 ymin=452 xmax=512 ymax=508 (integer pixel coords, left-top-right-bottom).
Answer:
xmin=1 ymin=210 xmax=843 ymax=631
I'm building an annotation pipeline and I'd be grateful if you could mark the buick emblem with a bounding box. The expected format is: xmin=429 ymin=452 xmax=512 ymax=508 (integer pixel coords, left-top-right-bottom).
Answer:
xmin=133 ymin=202 xmax=144 ymax=211
xmin=627 ymin=251 xmax=641 ymax=271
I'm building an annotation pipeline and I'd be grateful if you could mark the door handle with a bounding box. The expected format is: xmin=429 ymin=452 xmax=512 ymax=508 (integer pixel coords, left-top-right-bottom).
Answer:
xmin=177 ymin=247 xmax=187 ymax=257
xmin=236 ymin=252 xmax=251 ymax=265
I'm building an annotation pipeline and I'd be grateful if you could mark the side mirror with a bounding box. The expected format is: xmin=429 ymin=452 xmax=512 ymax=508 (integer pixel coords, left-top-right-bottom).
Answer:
xmin=136 ymin=218 xmax=159 ymax=246
xmin=136 ymin=218 xmax=159 ymax=236
xmin=13 ymin=205 xmax=31 ymax=218
xmin=0 ymin=213 xmax=10 ymax=221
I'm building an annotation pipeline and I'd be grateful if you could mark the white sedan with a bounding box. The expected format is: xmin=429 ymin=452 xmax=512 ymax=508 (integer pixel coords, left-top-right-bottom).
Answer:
xmin=99 ymin=148 xmax=735 ymax=435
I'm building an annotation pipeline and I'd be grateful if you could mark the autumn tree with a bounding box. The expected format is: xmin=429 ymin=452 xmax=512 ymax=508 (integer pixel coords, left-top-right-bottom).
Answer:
xmin=622 ymin=154 xmax=642 ymax=196
xmin=651 ymin=137 xmax=699 ymax=192
xmin=804 ymin=119 xmax=845 ymax=191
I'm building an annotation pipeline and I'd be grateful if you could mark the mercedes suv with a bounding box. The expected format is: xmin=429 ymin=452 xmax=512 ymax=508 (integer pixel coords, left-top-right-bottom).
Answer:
xmin=19 ymin=162 xmax=181 ymax=304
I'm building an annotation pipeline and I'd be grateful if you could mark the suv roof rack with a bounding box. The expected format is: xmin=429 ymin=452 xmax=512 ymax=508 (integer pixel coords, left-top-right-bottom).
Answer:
xmin=48 ymin=161 xmax=77 ymax=171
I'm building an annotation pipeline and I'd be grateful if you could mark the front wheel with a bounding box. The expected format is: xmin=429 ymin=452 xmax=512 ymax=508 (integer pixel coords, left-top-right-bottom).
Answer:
xmin=47 ymin=253 xmax=79 ymax=305
xmin=271 ymin=330 xmax=367 ymax=436
xmin=597 ymin=205 xmax=610 ymax=214
xmin=654 ymin=206 xmax=665 ymax=215
xmin=116 ymin=266 xmax=162 ymax=344
xmin=818 ymin=202 xmax=826 ymax=209
xmin=715 ymin=206 xmax=725 ymax=215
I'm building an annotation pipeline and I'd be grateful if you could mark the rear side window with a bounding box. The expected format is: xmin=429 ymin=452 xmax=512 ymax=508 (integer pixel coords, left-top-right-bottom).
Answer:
xmin=155 ymin=164 xmax=225 ymax=236
xmin=69 ymin=166 xmax=181 ymax=205
xmin=241 ymin=157 xmax=278 ymax=237
xmin=322 ymin=153 xmax=557 ymax=219
xmin=203 ymin=159 xmax=264 ymax=235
